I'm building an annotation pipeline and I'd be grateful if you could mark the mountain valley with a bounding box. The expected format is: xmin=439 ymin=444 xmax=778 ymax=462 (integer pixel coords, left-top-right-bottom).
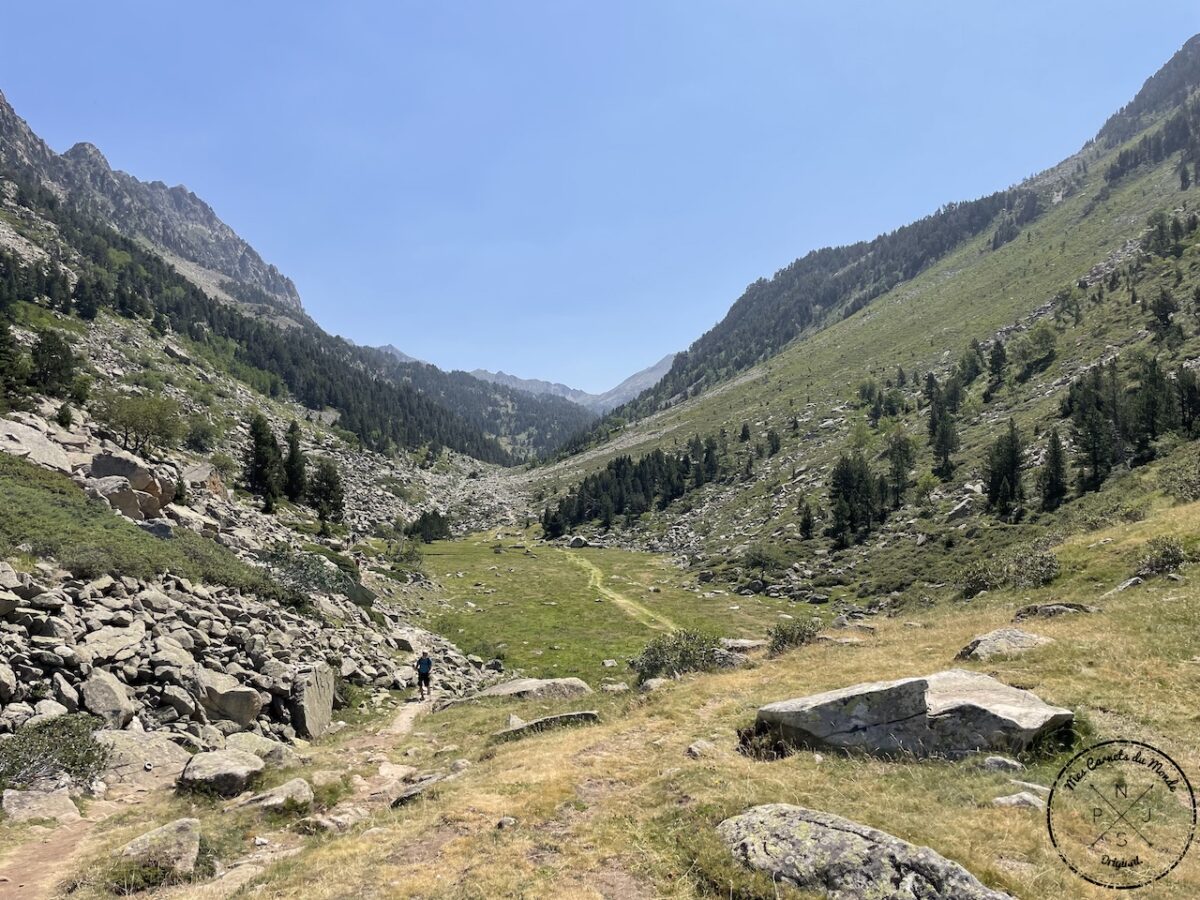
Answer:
xmin=1 ymin=31 xmax=1200 ymax=900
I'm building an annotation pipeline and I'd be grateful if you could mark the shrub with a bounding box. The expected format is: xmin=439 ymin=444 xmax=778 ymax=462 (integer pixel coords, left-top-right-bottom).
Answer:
xmin=54 ymin=402 xmax=73 ymax=429
xmin=767 ymin=619 xmax=819 ymax=656
xmin=92 ymin=390 xmax=182 ymax=455
xmin=629 ymin=630 xmax=722 ymax=684
xmin=0 ymin=714 xmax=109 ymax=792
xmin=184 ymin=414 xmax=220 ymax=452
xmin=1137 ymin=537 xmax=1187 ymax=578
xmin=1157 ymin=445 xmax=1200 ymax=502
xmin=960 ymin=547 xmax=1059 ymax=598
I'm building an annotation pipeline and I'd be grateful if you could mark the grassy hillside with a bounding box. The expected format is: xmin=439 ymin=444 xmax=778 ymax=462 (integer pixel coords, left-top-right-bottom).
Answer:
xmin=532 ymin=98 xmax=1200 ymax=592
xmin=44 ymin=481 xmax=1200 ymax=898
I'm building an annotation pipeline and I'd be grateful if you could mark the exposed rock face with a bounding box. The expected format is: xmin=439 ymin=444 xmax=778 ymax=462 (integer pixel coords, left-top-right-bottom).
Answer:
xmin=0 ymin=419 xmax=72 ymax=473
xmin=1 ymin=787 xmax=81 ymax=824
xmin=0 ymin=90 xmax=302 ymax=313
xmin=718 ymin=804 xmax=1013 ymax=900
xmin=177 ymin=749 xmax=265 ymax=797
xmin=1013 ymin=602 xmax=1097 ymax=621
xmin=289 ymin=663 xmax=335 ymax=739
xmin=955 ymin=628 xmax=1053 ymax=661
xmin=752 ymin=669 xmax=1072 ymax=759
xmin=491 ymin=710 xmax=600 ymax=741
xmin=117 ymin=818 xmax=201 ymax=878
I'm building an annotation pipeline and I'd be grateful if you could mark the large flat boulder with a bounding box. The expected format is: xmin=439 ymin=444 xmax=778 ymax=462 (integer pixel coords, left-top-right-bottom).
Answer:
xmin=177 ymin=750 xmax=264 ymax=797
xmin=1 ymin=787 xmax=81 ymax=824
xmin=718 ymin=804 xmax=1013 ymax=899
xmin=96 ymin=730 xmax=192 ymax=789
xmin=473 ymin=677 xmax=592 ymax=702
xmin=289 ymin=662 xmax=335 ymax=739
xmin=77 ymin=620 xmax=146 ymax=664
xmin=239 ymin=778 xmax=314 ymax=812
xmin=225 ymin=732 xmax=298 ymax=767
xmin=491 ymin=710 xmax=599 ymax=742
xmin=0 ymin=420 xmax=72 ymax=473
xmin=753 ymin=669 xmax=1072 ymax=759
xmin=90 ymin=475 xmax=144 ymax=520
xmin=956 ymin=628 xmax=1053 ymax=661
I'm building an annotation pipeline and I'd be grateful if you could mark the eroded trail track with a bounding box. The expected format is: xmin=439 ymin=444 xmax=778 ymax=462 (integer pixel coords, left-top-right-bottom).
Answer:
xmin=558 ymin=550 xmax=677 ymax=632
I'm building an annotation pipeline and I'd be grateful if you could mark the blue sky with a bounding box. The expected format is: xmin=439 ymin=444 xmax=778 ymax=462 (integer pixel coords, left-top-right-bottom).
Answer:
xmin=2 ymin=3 xmax=1199 ymax=392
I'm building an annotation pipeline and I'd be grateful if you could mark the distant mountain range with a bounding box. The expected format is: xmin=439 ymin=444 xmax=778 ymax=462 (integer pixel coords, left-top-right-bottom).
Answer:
xmin=471 ymin=354 xmax=677 ymax=414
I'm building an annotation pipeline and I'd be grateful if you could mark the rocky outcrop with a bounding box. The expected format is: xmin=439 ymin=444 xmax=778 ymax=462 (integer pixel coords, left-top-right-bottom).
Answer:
xmin=96 ymin=731 xmax=192 ymax=789
xmin=955 ymin=628 xmax=1053 ymax=661
xmin=751 ymin=669 xmax=1072 ymax=759
xmin=718 ymin=804 xmax=1013 ymax=899
xmin=240 ymin=778 xmax=314 ymax=812
xmin=80 ymin=668 xmax=135 ymax=728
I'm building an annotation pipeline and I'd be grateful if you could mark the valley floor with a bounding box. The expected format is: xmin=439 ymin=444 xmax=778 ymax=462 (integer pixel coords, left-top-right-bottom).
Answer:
xmin=5 ymin=497 xmax=1199 ymax=899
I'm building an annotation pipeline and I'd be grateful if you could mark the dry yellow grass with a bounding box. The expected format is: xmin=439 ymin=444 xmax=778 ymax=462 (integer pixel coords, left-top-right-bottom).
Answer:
xmin=36 ymin=500 xmax=1200 ymax=899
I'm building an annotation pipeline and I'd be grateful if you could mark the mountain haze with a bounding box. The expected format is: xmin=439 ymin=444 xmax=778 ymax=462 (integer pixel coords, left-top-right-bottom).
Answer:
xmin=472 ymin=353 xmax=677 ymax=414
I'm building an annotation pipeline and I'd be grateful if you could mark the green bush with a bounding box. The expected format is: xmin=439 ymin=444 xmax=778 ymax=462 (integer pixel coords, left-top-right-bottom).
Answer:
xmin=0 ymin=714 xmax=109 ymax=792
xmin=767 ymin=619 xmax=820 ymax=656
xmin=1137 ymin=536 xmax=1187 ymax=577
xmin=1157 ymin=445 xmax=1200 ymax=502
xmin=960 ymin=547 xmax=1059 ymax=598
xmin=629 ymin=630 xmax=722 ymax=684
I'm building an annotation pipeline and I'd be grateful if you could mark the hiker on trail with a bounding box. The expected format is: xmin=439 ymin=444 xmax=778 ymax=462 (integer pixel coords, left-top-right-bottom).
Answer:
xmin=414 ymin=651 xmax=433 ymax=700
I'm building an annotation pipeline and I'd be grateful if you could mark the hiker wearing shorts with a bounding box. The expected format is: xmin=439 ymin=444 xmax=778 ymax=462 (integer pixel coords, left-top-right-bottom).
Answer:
xmin=415 ymin=650 xmax=433 ymax=700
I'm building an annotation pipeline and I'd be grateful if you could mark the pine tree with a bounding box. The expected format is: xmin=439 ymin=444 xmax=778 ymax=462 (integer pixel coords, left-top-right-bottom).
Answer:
xmin=798 ymin=498 xmax=814 ymax=539
xmin=933 ymin=412 xmax=959 ymax=480
xmin=766 ymin=429 xmax=782 ymax=456
xmin=308 ymin=457 xmax=345 ymax=531
xmin=1038 ymin=427 xmax=1069 ymax=511
xmin=29 ymin=331 xmax=75 ymax=396
xmin=739 ymin=422 xmax=751 ymax=442
xmin=989 ymin=340 xmax=1007 ymax=379
xmin=283 ymin=420 xmax=307 ymax=502
xmin=885 ymin=427 xmax=915 ymax=507
xmin=243 ymin=413 xmax=283 ymax=512
xmin=1074 ymin=404 xmax=1114 ymax=493
xmin=983 ymin=420 xmax=1024 ymax=514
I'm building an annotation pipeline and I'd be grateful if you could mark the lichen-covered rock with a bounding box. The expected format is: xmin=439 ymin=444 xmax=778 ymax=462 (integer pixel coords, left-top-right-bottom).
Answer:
xmin=753 ymin=669 xmax=1072 ymax=759
xmin=117 ymin=818 xmax=201 ymax=877
xmin=177 ymin=749 xmax=264 ymax=797
xmin=718 ymin=804 xmax=1013 ymax=899
xmin=955 ymin=628 xmax=1053 ymax=662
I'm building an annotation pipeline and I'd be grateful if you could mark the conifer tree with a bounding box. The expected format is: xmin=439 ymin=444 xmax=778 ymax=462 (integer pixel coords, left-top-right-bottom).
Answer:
xmin=984 ymin=420 xmax=1024 ymax=514
xmin=933 ymin=412 xmax=959 ymax=480
xmin=798 ymin=498 xmax=814 ymax=539
xmin=1038 ymin=427 xmax=1069 ymax=511
xmin=283 ymin=420 xmax=307 ymax=502
xmin=308 ymin=457 xmax=345 ymax=531
xmin=243 ymin=413 xmax=283 ymax=512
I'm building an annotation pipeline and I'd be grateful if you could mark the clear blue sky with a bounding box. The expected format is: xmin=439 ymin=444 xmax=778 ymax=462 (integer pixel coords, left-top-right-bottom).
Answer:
xmin=2 ymin=3 xmax=1198 ymax=392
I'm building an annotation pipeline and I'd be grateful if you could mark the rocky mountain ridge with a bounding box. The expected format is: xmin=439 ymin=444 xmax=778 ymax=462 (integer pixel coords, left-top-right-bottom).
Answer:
xmin=471 ymin=352 xmax=677 ymax=414
xmin=0 ymin=90 xmax=302 ymax=316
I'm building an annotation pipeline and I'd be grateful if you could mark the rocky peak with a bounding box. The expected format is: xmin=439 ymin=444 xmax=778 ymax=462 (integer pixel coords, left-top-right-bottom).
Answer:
xmin=0 ymin=91 xmax=303 ymax=314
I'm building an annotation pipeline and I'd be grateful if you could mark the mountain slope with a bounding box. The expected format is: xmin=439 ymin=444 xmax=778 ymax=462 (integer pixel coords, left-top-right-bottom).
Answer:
xmin=0 ymin=90 xmax=301 ymax=316
xmin=539 ymin=33 xmax=1200 ymax=581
